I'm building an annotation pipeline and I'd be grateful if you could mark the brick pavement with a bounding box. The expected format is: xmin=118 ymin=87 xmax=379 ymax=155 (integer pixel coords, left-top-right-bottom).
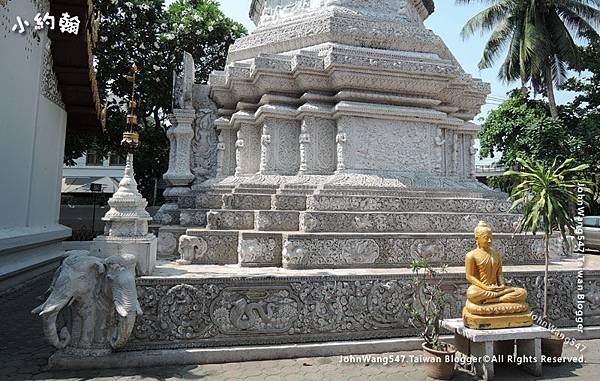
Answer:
xmin=1 ymin=272 xmax=598 ymax=381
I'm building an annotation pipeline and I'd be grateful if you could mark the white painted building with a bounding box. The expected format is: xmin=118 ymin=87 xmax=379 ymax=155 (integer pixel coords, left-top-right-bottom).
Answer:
xmin=0 ymin=0 xmax=100 ymax=289
xmin=62 ymin=152 xmax=125 ymax=194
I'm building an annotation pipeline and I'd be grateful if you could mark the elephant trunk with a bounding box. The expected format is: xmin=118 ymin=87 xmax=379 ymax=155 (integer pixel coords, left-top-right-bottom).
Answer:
xmin=109 ymin=314 xmax=136 ymax=350
xmin=41 ymin=310 xmax=71 ymax=349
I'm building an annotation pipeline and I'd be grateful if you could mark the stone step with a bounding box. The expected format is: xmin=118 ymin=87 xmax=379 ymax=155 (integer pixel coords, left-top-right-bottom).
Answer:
xmin=300 ymin=211 xmax=521 ymax=233
xmin=222 ymin=193 xmax=272 ymax=210
xmin=272 ymin=195 xmax=307 ymax=211
xmin=207 ymin=210 xmax=255 ymax=230
xmin=206 ymin=210 xmax=301 ymax=231
xmin=317 ymin=187 xmax=503 ymax=199
xmin=179 ymin=209 xmax=209 ymax=227
xmin=281 ymin=232 xmax=544 ymax=269
xmin=307 ymin=195 xmax=512 ymax=213
xmin=255 ymin=211 xmax=300 ymax=231
xmin=239 ymin=232 xmax=283 ymax=267
xmin=184 ymin=229 xmax=239 ymax=265
xmin=195 ymin=193 xmax=226 ymax=209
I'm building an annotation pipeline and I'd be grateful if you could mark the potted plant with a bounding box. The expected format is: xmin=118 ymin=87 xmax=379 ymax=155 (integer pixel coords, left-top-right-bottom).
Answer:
xmin=506 ymin=157 xmax=593 ymax=361
xmin=404 ymin=258 xmax=455 ymax=380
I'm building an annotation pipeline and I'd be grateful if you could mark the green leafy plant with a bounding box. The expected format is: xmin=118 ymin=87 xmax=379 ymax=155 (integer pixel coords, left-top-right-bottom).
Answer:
xmin=65 ymin=0 xmax=247 ymax=202
xmin=403 ymin=258 xmax=449 ymax=351
xmin=458 ymin=0 xmax=600 ymax=118
xmin=506 ymin=157 xmax=593 ymax=318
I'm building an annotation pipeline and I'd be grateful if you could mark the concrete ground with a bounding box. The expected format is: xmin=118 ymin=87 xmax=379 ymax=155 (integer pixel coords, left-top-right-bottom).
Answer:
xmin=1 ymin=272 xmax=597 ymax=381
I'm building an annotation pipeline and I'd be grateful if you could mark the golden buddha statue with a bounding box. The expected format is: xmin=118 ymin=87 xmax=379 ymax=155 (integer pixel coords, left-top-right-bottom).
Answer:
xmin=462 ymin=221 xmax=534 ymax=329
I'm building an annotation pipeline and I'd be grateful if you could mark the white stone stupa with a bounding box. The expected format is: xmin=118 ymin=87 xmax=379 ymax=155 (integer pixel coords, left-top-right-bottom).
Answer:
xmin=157 ymin=0 xmax=543 ymax=269
xmin=91 ymin=153 xmax=157 ymax=275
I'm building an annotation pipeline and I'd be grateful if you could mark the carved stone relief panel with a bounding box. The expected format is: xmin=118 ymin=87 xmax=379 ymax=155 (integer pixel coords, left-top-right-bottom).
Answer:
xmin=444 ymin=130 xmax=460 ymax=176
xmin=210 ymin=286 xmax=300 ymax=334
xmin=239 ymin=233 xmax=283 ymax=267
xmin=335 ymin=116 xmax=438 ymax=174
xmin=283 ymin=234 xmax=544 ymax=268
xmin=465 ymin=134 xmax=477 ymax=178
xmin=130 ymin=270 xmax=600 ymax=350
xmin=190 ymin=85 xmax=219 ymax=183
xmin=259 ymin=117 xmax=301 ymax=175
xmin=299 ymin=116 xmax=337 ymax=175
xmin=191 ymin=108 xmax=219 ymax=183
xmin=300 ymin=211 xmax=521 ymax=233
xmin=236 ymin=123 xmax=261 ymax=175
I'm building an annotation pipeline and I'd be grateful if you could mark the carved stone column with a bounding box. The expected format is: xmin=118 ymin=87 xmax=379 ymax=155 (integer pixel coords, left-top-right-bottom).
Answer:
xmin=164 ymin=109 xmax=195 ymax=186
xmin=335 ymin=126 xmax=348 ymax=173
xmin=155 ymin=109 xmax=195 ymax=238
xmin=467 ymin=134 xmax=477 ymax=178
xmin=214 ymin=118 xmax=237 ymax=177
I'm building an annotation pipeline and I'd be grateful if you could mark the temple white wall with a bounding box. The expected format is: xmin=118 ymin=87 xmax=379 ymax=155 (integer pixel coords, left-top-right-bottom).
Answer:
xmin=0 ymin=0 xmax=70 ymax=288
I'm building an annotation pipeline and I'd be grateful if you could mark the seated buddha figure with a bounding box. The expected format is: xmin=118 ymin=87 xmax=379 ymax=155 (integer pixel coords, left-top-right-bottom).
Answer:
xmin=462 ymin=221 xmax=534 ymax=329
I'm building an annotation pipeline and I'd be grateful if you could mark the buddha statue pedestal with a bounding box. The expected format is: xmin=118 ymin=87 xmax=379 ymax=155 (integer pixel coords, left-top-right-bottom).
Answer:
xmin=462 ymin=222 xmax=534 ymax=330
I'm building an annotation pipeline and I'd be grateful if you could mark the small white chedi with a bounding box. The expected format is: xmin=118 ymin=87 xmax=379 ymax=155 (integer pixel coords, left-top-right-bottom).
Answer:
xmin=91 ymin=153 xmax=157 ymax=275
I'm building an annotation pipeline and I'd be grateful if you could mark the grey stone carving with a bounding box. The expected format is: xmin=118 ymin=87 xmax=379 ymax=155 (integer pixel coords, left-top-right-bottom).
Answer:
xmin=172 ymin=52 xmax=195 ymax=110
xmin=177 ymin=235 xmax=208 ymax=265
xmin=32 ymin=251 xmax=141 ymax=351
xmin=191 ymin=85 xmax=219 ymax=183
xmin=239 ymin=233 xmax=283 ymax=267
xmin=282 ymin=234 xmax=544 ymax=268
xmin=128 ymin=270 xmax=600 ymax=350
xmin=181 ymin=230 xmax=239 ymax=265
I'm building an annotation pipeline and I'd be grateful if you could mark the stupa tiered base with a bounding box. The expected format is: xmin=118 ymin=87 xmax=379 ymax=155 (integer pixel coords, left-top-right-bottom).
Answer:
xmin=158 ymin=174 xmax=547 ymax=268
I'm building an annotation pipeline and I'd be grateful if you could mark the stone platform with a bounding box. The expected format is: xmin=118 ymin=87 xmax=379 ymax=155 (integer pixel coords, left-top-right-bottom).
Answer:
xmin=39 ymin=258 xmax=600 ymax=370
xmin=124 ymin=260 xmax=599 ymax=352
xmin=441 ymin=319 xmax=551 ymax=380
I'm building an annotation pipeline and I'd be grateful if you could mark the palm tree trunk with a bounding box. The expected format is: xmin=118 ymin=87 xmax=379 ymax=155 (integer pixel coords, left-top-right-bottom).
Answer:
xmin=544 ymin=234 xmax=549 ymax=319
xmin=545 ymin=66 xmax=559 ymax=118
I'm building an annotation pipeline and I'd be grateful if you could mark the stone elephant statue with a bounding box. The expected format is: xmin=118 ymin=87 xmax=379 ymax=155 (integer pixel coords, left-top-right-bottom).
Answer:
xmin=177 ymin=235 xmax=208 ymax=265
xmin=32 ymin=251 xmax=142 ymax=351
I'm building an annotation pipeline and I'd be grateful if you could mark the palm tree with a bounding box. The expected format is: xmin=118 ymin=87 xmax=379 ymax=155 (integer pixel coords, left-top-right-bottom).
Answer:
xmin=458 ymin=0 xmax=600 ymax=118
xmin=505 ymin=157 xmax=592 ymax=318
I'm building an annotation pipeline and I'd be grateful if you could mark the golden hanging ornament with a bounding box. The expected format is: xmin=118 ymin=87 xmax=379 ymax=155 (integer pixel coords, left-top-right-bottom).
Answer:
xmin=121 ymin=63 xmax=141 ymax=151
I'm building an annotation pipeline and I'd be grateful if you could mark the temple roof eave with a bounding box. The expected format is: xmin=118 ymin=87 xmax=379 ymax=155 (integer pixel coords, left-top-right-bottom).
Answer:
xmin=49 ymin=0 xmax=101 ymax=133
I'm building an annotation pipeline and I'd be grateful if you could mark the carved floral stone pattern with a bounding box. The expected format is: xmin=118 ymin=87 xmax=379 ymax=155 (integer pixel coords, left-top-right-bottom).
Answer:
xmin=129 ymin=270 xmax=600 ymax=350
xmin=41 ymin=44 xmax=65 ymax=109
xmin=300 ymin=211 xmax=520 ymax=233
xmin=306 ymin=195 xmax=512 ymax=213
xmin=282 ymin=235 xmax=544 ymax=268
xmin=238 ymin=233 xmax=282 ymax=266
xmin=183 ymin=231 xmax=239 ymax=265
